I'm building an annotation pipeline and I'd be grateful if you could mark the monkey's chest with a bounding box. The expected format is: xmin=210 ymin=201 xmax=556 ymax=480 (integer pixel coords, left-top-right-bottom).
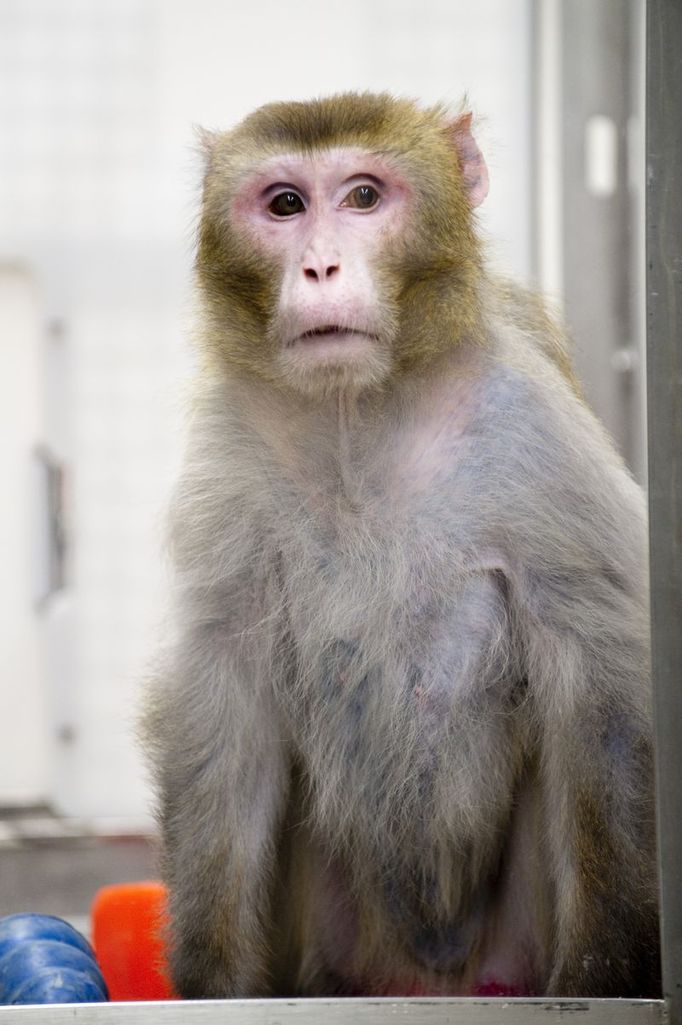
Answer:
xmin=280 ymin=524 xmax=460 ymax=711
xmin=276 ymin=516 xmax=516 ymax=830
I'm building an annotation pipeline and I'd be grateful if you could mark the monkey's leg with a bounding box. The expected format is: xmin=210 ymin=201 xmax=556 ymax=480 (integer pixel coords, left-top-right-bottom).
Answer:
xmin=474 ymin=773 xmax=552 ymax=996
xmin=149 ymin=620 xmax=291 ymax=998
xmin=527 ymin=629 xmax=659 ymax=996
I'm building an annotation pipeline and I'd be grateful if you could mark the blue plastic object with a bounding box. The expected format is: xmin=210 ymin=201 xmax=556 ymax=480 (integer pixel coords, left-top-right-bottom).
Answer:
xmin=0 ymin=914 xmax=94 ymax=962
xmin=0 ymin=914 xmax=108 ymax=1005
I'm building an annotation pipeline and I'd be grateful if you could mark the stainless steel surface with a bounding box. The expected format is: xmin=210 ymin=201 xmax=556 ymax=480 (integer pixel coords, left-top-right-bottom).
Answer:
xmin=647 ymin=1 xmax=682 ymax=1023
xmin=0 ymin=998 xmax=666 ymax=1023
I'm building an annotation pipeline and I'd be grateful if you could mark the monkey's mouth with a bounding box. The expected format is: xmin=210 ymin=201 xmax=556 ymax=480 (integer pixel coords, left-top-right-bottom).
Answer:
xmin=280 ymin=320 xmax=392 ymax=389
xmin=293 ymin=325 xmax=379 ymax=346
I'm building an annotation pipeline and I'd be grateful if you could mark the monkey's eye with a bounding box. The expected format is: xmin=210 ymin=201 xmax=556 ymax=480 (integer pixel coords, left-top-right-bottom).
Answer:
xmin=268 ymin=191 xmax=305 ymax=217
xmin=341 ymin=184 xmax=380 ymax=210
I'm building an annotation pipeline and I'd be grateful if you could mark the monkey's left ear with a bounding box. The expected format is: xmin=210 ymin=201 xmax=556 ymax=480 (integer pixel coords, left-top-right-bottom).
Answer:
xmin=448 ymin=113 xmax=489 ymax=209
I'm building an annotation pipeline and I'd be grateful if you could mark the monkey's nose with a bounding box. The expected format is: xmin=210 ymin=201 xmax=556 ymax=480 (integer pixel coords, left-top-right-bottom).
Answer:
xmin=303 ymin=262 xmax=340 ymax=282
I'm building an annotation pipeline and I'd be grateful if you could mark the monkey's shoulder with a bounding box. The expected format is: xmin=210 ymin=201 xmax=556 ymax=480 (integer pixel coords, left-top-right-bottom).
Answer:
xmin=417 ymin=348 xmax=646 ymax=561
xmin=463 ymin=338 xmax=629 ymax=482
xmin=432 ymin=347 xmax=604 ymax=480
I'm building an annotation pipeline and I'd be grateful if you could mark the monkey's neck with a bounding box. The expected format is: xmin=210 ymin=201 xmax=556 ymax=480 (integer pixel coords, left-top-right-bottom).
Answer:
xmin=336 ymin=388 xmax=361 ymax=507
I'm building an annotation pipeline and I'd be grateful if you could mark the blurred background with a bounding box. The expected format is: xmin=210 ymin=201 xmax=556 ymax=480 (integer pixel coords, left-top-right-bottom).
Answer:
xmin=0 ymin=0 xmax=645 ymax=920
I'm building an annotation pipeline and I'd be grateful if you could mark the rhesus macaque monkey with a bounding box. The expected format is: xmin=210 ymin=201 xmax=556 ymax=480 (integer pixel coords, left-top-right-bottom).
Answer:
xmin=143 ymin=93 xmax=659 ymax=999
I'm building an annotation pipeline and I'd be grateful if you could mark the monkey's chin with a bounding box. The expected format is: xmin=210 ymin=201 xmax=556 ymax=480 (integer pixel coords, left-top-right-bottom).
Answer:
xmin=276 ymin=333 xmax=392 ymax=396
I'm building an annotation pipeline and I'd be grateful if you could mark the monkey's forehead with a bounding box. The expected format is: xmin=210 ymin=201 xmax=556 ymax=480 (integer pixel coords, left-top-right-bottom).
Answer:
xmin=230 ymin=92 xmax=452 ymax=150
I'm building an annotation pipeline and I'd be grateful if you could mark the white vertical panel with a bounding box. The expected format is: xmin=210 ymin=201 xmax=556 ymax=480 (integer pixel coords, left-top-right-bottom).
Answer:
xmin=0 ymin=269 xmax=49 ymax=803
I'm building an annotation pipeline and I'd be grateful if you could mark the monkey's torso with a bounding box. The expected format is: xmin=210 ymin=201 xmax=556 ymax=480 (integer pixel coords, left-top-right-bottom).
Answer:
xmin=163 ymin=329 xmax=655 ymax=997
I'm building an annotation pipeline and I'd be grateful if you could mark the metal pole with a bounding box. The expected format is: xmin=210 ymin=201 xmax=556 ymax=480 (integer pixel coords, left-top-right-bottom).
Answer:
xmin=647 ymin=2 xmax=682 ymax=1022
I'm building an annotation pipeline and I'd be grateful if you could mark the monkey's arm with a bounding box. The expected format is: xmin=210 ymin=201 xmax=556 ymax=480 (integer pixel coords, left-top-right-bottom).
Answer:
xmin=145 ymin=597 xmax=290 ymax=999
xmin=503 ymin=381 xmax=659 ymax=997
xmin=524 ymin=574 xmax=658 ymax=997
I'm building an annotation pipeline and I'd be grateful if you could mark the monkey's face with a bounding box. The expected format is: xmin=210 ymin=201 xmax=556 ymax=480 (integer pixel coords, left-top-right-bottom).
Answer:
xmin=226 ymin=147 xmax=411 ymax=396
xmin=197 ymin=95 xmax=488 ymax=395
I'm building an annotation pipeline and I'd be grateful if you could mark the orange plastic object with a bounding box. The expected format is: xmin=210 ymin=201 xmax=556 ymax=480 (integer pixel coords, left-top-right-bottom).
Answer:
xmin=91 ymin=881 xmax=176 ymax=1001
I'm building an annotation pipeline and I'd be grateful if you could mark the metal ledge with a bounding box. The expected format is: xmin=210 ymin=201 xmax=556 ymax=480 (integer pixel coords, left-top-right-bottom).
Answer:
xmin=0 ymin=998 xmax=666 ymax=1024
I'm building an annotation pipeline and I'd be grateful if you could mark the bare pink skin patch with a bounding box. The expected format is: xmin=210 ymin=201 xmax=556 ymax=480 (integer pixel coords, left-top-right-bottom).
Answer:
xmin=472 ymin=980 xmax=528 ymax=997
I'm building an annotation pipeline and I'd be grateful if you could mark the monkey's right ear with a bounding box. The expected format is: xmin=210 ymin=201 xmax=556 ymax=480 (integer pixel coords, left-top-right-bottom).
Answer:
xmin=194 ymin=126 xmax=218 ymax=166
xmin=448 ymin=113 xmax=489 ymax=209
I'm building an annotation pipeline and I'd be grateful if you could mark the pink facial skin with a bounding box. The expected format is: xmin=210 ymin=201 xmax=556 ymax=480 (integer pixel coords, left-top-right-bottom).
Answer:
xmin=231 ymin=148 xmax=412 ymax=370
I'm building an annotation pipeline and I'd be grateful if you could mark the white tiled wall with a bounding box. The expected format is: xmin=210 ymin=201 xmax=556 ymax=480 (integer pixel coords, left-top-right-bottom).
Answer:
xmin=0 ymin=0 xmax=532 ymax=822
